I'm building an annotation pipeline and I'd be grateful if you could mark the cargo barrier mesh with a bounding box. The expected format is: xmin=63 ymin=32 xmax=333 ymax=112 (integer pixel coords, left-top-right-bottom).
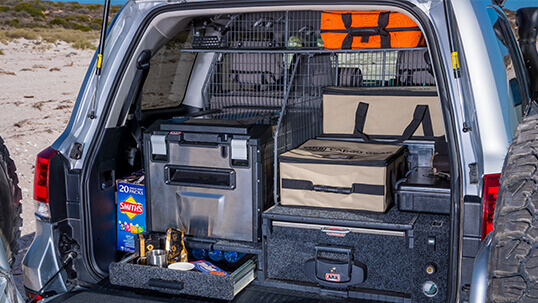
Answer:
xmin=180 ymin=10 xmax=435 ymax=202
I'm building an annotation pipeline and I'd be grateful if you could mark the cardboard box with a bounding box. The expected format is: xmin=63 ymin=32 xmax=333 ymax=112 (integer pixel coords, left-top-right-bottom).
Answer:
xmin=117 ymin=170 xmax=146 ymax=252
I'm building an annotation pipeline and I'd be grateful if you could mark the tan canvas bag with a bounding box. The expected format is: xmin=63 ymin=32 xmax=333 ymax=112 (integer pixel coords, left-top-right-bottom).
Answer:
xmin=323 ymin=87 xmax=444 ymax=141
xmin=279 ymin=139 xmax=406 ymax=212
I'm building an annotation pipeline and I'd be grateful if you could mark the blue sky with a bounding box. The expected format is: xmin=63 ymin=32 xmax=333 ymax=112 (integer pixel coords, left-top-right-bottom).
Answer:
xmin=504 ymin=0 xmax=538 ymax=11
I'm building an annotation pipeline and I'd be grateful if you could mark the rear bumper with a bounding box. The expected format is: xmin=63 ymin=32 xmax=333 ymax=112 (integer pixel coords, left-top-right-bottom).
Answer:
xmin=469 ymin=234 xmax=491 ymax=303
xmin=22 ymin=219 xmax=68 ymax=298
xmin=44 ymin=278 xmax=388 ymax=303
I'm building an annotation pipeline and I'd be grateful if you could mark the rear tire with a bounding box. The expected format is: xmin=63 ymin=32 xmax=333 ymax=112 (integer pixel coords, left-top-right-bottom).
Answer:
xmin=487 ymin=114 xmax=538 ymax=302
xmin=0 ymin=136 xmax=22 ymax=266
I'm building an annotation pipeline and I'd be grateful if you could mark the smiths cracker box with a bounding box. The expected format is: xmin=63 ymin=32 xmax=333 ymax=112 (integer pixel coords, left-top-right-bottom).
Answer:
xmin=116 ymin=170 xmax=146 ymax=252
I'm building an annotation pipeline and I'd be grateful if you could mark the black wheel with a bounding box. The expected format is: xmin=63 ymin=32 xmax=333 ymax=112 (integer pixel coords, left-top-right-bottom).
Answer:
xmin=0 ymin=136 xmax=22 ymax=266
xmin=487 ymin=114 xmax=538 ymax=302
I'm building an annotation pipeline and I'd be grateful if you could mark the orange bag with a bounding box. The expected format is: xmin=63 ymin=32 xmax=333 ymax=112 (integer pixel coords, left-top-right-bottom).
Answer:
xmin=320 ymin=11 xmax=424 ymax=49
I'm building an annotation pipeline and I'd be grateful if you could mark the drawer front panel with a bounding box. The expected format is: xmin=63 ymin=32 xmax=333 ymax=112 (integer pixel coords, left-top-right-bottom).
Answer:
xmin=110 ymin=258 xmax=256 ymax=300
xmin=266 ymin=214 xmax=449 ymax=302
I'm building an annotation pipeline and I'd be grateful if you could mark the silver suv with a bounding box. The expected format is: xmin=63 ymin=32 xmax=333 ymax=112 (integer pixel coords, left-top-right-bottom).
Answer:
xmin=21 ymin=0 xmax=538 ymax=302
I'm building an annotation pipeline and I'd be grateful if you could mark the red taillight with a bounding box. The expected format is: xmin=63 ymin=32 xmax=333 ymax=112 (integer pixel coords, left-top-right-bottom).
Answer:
xmin=26 ymin=292 xmax=43 ymax=303
xmin=33 ymin=147 xmax=58 ymax=203
xmin=482 ymin=173 xmax=501 ymax=240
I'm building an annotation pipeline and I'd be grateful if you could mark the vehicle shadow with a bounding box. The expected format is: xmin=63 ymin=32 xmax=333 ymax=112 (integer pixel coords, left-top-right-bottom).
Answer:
xmin=12 ymin=232 xmax=35 ymax=296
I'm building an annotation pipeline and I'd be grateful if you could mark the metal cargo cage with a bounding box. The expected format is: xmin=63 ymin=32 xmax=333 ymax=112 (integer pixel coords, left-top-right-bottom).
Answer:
xmin=145 ymin=10 xmax=436 ymax=241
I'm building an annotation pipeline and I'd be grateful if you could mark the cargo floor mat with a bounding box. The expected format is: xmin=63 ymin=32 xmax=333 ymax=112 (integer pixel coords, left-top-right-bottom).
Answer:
xmin=49 ymin=278 xmax=378 ymax=302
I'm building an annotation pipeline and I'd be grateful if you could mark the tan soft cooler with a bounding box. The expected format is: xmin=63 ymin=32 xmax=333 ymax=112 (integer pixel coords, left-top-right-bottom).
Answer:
xmin=279 ymin=139 xmax=406 ymax=212
xmin=322 ymin=87 xmax=444 ymax=141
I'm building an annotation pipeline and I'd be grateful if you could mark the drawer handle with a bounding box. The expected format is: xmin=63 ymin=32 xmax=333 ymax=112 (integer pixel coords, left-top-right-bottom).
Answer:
xmin=148 ymin=278 xmax=185 ymax=290
xmin=321 ymin=227 xmax=351 ymax=236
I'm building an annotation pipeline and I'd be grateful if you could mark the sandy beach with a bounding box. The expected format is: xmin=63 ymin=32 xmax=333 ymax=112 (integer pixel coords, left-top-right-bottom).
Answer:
xmin=0 ymin=38 xmax=94 ymax=293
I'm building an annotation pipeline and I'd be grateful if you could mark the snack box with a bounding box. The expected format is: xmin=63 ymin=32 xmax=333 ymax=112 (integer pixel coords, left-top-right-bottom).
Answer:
xmin=117 ymin=170 xmax=146 ymax=252
xmin=192 ymin=260 xmax=229 ymax=276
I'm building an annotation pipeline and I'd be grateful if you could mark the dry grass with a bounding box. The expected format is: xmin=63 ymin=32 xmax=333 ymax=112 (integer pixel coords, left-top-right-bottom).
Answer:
xmin=0 ymin=0 xmax=119 ymax=50
xmin=32 ymin=43 xmax=52 ymax=51
xmin=0 ymin=29 xmax=39 ymax=42
xmin=37 ymin=28 xmax=99 ymax=43
xmin=0 ymin=28 xmax=99 ymax=50
xmin=72 ymin=39 xmax=97 ymax=50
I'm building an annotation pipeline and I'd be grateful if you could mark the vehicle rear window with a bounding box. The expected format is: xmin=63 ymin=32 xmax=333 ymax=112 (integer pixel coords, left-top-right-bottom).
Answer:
xmin=141 ymin=30 xmax=197 ymax=110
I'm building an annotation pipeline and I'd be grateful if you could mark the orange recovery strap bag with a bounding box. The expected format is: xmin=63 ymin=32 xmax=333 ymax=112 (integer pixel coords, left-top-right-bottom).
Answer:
xmin=320 ymin=11 xmax=424 ymax=49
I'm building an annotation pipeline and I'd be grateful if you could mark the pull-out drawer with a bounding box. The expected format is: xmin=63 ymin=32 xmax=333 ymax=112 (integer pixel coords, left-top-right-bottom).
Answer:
xmin=109 ymin=256 xmax=256 ymax=300
xmin=265 ymin=221 xmax=412 ymax=289
xmin=263 ymin=209 xmax=450 ymax=302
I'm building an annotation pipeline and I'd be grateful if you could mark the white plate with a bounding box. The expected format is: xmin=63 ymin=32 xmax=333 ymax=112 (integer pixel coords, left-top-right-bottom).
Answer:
xmin=168 ymin=262 xmax=195 ymax=271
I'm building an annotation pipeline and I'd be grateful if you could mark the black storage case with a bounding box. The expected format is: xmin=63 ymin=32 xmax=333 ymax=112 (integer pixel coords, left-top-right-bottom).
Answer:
xmin=395 ymin=168 xmax=451 ymax=215
xmin=143 ymin=118 xmax=273 ymax=243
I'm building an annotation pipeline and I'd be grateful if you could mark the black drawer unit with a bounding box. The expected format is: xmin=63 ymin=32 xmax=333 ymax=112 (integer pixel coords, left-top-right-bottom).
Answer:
xmin=261 ymin=205 xmax=450 ymax=302
xmin=109 ymin=256 xmax=257 ymax=300
xmin=395 ymin=167 xmax=451 ymax=215
xmin=144 ymin=118 xmax=273 ymax=242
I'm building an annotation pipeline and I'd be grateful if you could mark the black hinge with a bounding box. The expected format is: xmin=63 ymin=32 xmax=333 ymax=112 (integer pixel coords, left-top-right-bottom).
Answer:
xmin=462 ymin=122 xmax=471 ymax=133
xmin=58 ymin=232 xmax=79 ymax=279
xmin=262 ymin=218 xmax=272 ymax=237
xmin=69 ymin=142 xmax=83 ymax=160
xmin=59 ymin=233 xmax=80 ymax=254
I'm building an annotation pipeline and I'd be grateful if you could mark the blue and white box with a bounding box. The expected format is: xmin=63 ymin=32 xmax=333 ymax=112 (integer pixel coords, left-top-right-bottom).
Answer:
xmin=116 ymin=170 xmax=146 ymax=252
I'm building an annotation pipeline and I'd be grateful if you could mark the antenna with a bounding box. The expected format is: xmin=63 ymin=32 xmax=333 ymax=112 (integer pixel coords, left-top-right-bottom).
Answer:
xmin=88 ymin=0 xmax=111 ymax=119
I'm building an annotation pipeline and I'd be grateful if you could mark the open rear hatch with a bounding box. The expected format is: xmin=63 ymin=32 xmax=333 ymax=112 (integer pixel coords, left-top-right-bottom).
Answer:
xmin=81 ymin=7 xmax=454 ymax=303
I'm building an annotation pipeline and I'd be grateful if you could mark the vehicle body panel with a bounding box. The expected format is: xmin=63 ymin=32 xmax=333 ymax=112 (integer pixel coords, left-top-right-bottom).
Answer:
xmin=469 ymin=233 xmax=491 ymax=303
xmin=0 ymin=237 xmax=25 ymax=303
xmin=22 ymin=220 xmax=68 ymax=296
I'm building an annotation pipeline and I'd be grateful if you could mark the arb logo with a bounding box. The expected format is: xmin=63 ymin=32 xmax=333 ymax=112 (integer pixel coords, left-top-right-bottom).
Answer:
xmin=120 ymin=196 xmax=143 ymax=220
xmin=325 ymin=273 xmax=341 ymax=282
